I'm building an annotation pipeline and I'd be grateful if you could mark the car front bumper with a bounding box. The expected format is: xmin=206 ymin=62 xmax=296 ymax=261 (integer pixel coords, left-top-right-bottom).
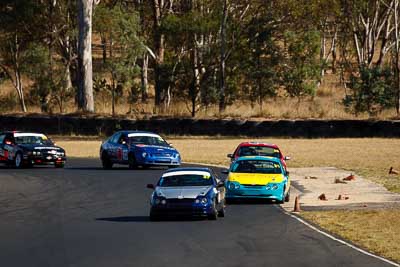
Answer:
xmin=24 ymin=154 xmax=66 ymax=165
xmin=225 ymin=182 xmax=285 ymax=199
xmin=150 ymin=200 xmax=215 ymax=217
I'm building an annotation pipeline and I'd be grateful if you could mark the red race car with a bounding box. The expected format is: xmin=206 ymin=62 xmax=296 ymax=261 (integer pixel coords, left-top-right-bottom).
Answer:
xmin=227 ymin=142 xmax=290 ymax=169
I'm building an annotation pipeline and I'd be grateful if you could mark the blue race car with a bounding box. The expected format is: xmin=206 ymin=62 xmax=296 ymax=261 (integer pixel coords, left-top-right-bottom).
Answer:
xmin=147 ymin=167 xmax=226 ymax=220
xmin=100 ymin=131 xmax=181 ymax=169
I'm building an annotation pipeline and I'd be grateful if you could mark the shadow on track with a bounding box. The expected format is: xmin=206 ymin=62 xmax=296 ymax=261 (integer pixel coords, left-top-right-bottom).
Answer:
xmin=226 ymin=198 xmax=278 ymax=205
xmin=95 ymin=215 xmax=211 ymax=222
xmin=96 ymin=216 xmax=149 ymax=222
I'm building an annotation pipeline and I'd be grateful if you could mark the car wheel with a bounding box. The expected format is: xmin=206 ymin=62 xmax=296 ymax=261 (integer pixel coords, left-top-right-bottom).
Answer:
xmin=55 ymin=162 xmax=65 ymax=168
xmin=285 ymin=188 xmax=290 ymax=202
xmin=128 ymin=154 xmax=137 ymax=169
xmin=101 ymin=152 xmax=113 ymax=169
xmin=217 ymin=199 xmax=225 ymax=217
xmin=14 ymin=152 xmax=23 ymax=169
xmin=276 ymin=189 xmax=285 ymax=204
xmin=149 ymin=211 xmax=160 ymax=221
xmin=208 ymin=199 xmax=218 ymax=220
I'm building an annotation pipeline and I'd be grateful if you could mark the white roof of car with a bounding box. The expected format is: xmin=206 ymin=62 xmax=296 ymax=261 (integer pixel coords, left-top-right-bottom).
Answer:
xmin=127 ymin=133 xmax=161 ymax=138
xmin=14 ymin=133 xmax=46 ymax=138
xmin=162 ymin=171 xmax=211 ymax=177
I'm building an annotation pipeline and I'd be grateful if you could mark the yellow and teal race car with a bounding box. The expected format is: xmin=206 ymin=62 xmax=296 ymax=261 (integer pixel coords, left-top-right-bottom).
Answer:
xmin=225 ymin=156 xmax=290 ymax=203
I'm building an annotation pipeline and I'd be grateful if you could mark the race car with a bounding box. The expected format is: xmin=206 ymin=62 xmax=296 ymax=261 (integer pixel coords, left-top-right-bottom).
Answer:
xmin=227 ymin=142 xmax=290 ymax=169
xmin=224 ymin=156 xmax=290 ymax=203
xmin=147 ymin=167 xmax=226 ymax=220
xmin=0 ymin=131 xmax=66 ymax=168
xmin=100 ymin=131 xmax=181 ymax=169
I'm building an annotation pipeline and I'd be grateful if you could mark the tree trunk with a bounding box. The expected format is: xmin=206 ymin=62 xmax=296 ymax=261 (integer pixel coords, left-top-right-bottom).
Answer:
xmin=141 ymin=53 xmax=149 ymax=102
xmin=77 ymin=0 xmax=95 ymax=113
xmin=219 ymin=0 xmax=228 ymax=113
xmin=13 ymin=33 xmax=27 ymax=112
xmin=152 ymin=0 xmax=165 ymax=110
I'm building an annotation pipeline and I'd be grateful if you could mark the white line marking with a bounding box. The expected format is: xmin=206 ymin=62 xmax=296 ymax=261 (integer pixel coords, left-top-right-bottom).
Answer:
xmin=280 ymin=208 xmax=400 ymax=266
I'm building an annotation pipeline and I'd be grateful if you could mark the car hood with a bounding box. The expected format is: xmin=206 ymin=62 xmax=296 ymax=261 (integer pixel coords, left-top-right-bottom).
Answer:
xmin=156 ymin=185 xmax=213 ymax=199
xmin=18 ymin=144 xmax=64 ymax=151
xmin=228 ymin=173 xmax=285 ymax=185
xmin=134 ymin=145 xmax=177 ymax=154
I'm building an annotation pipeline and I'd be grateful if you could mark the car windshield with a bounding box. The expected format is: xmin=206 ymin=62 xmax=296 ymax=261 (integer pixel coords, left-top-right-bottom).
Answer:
xmin=231 ymin=160 xmax=282 ymax=174
xmin=14 ymin=135 xmax=53 ymax=145
xmin=129 ymin=135 xmax=169 ymax=146
xmin=238 ymin=146 xmax=280 ymax=158
xmin=158 ymin=174 xmax=213 ymax=187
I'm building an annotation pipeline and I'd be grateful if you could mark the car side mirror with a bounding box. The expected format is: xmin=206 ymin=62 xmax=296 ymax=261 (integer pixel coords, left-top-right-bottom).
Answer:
xmin=284 ymin=156 xmax=291 ymax=161
xmin=227 ymin=154 xmax=233 ymax=158
xmin=286 ymin=171 xmax=290 ymax=176
xmin=221 ymin=168 xmax=229 ymax=174
xmin=146 ymin=184 xmax=155 ymax=189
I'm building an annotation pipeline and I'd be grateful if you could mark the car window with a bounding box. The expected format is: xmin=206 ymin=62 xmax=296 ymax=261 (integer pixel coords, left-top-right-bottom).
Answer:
xmin=158 ymin=174 xmax=213 ymax=187
xmin=231 ymin=160 xmax=282 ymax=174
xmin=110 ymin=133 xmax=121 ymax=144
xmin=14 ymin=134 xmax=53 ymax=145
xmin=238 ymin=146 xmax=280 ymax=158
xmin=129 ymin=136 xmax=168 ymax=146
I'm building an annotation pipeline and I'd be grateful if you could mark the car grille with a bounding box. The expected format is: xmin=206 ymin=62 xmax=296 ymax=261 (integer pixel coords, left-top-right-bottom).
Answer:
xmin=153 ymin=153 xmax=172 ymax=157
xmin=242 ymin=184 xmax=265 ymax=188
xmin=167 ymin=198 xmax=195 ymax=205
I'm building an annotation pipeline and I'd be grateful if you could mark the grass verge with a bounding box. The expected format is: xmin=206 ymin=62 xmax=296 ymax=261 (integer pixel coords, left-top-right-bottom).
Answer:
xmin=301 ymin=210 xmax=400 ymax=263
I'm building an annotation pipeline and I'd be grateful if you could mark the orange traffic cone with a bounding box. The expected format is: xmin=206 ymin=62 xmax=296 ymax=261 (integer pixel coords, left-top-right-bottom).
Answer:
xmin=293 ymin=196 xmax=301 ymax=212
xmin=343 ymin=174 xmax=355 ymax=181
xmin=389 ymin=167 xmax=399 ymax=175
xmin=318 ymin=193 xmax=328 ymax=201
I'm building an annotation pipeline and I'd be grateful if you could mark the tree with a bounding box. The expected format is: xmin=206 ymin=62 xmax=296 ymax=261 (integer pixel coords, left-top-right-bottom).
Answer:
xmin=0 ymin=0 xmax=40 ymax=112
xmin=77 ymin=0 xmax=99 ymax=113
xmin=93 ymin=3 xmax=143 ymax=116
xmin=282 ymin=30 xmax=321 ymax=102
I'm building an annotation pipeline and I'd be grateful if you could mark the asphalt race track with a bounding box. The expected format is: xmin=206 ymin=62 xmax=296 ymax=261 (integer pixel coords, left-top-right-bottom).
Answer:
xmin=0 ymin=158 xmax=394 ymax=267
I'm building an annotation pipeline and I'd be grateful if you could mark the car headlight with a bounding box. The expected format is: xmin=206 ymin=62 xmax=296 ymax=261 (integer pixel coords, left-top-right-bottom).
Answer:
xmin=201 ymin=197 xmax=208 ymax=204
xmin=175 ymin=153 xmax=180 ymax=158
xmin=266 ymin=184 xmax=279 ymax=190
xmin=161 ymin=199 xmax=167 ymax=205
xmin=142 ymin=152 xmax=147 ymax=158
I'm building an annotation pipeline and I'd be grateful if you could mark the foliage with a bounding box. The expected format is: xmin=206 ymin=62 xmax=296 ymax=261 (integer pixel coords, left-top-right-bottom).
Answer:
xmin=282 ymin=30 xmax=321 ymax=100
xmin=344 ymin=66 xmax=396 ymax=116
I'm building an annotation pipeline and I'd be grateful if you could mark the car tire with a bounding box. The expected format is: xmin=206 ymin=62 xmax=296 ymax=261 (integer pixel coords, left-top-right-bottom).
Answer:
xmin=14 ymin=152 xmax=23 ymax=169
xmin=149 ymin=211 xmax=160 ymax=221
xmin=101 ymin=152 xmax=113 ymax=170
xmin=217 ymin=199 xmax=225 ymax=217
xmin=55 ymin=162 xmax=65 ymax=168
xmin=276 ymin=189 xmax=285 ymax=204
xmin=128 ymin=154 xmax=138 ymax=169
xmin=285 ymin=188 xmax=290 ymax=202
xmin=208 ymin=199 xmax=218 ymax=220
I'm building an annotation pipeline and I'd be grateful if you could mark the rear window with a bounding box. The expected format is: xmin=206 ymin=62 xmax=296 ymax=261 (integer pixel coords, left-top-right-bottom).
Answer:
xmin=238 ymin=146 xmax=280 ymax=158
xmin=158 ymin=174 xmax=213 ymax=187
xmin=231 ymin=160 xmax=282 ymax=174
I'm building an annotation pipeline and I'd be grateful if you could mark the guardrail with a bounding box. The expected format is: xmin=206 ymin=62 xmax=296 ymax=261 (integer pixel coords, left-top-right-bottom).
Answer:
xmin=1 ymin=115 xmax=399 ymax=137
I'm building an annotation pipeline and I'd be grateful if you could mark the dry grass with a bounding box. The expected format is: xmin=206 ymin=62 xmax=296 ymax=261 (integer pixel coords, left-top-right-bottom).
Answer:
xmin=302 ymin=210 xmax=400 ymax=263
xmin=2 ymin=72 xmax=400 ymax=119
